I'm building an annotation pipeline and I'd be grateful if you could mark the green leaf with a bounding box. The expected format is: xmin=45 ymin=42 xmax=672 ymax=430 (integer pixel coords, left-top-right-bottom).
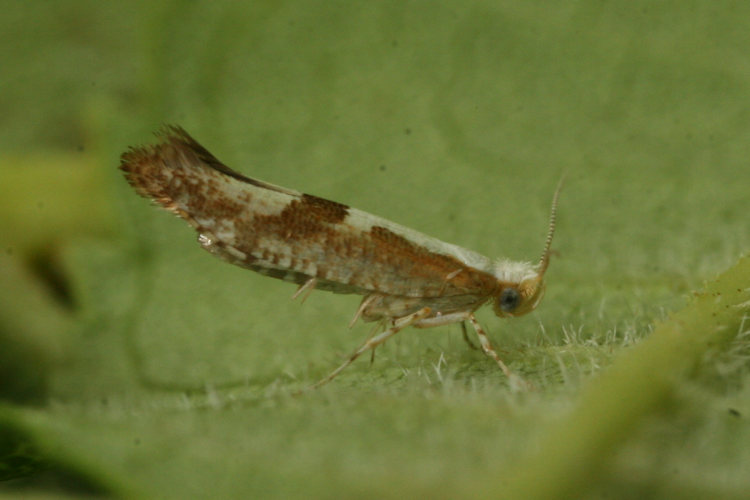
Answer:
xmin=1 ymin=1 xmax=749 ymax=498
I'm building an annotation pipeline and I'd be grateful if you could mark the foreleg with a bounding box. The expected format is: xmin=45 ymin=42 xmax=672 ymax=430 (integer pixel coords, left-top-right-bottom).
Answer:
xmin=415 ymin=312 xmax=528 ymax=387
xmin=467 ymin=315 xmax=530 ymax=389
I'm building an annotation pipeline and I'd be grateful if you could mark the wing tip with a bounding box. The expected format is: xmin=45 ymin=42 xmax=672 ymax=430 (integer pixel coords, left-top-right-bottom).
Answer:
xmin=118 ymin=125 xmax=203 ymax=214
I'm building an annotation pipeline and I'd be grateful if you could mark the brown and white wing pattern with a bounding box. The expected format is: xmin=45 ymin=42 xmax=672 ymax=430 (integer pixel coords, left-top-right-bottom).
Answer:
xmin=120 ymin=126 xmax=499 ymax=301
xmin=119 ymin=125 xmax=561 ymax=389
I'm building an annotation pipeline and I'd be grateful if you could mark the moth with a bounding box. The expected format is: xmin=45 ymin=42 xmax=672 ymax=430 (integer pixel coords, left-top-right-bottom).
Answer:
xmin=120 ymin=126 xmax=561 ymax=388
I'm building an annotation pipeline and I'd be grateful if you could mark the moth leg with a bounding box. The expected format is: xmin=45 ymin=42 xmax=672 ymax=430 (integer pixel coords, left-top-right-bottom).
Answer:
xmin=310 ymin=307 xmax=432 ymax=389
xmin=291 ymin=277 xmax=317 ymax=303
xmin=366 ymin=320 xmax=386 ymax=364
xmin=411 ymin=311 xmax=471 ymax=328
xmin=415 ymin=313 xmax=478 ymax=349
xmin=460 ymin=322 xmax=479 ymax=350
xmin=466 ymin=314 xmax=513 ymax=378
xmin=467 ymin=315 xmax=531 ymax=390
xmin=410 ymin=313 xmax=528 ymax=388
xmin=349 ymin=294 xmax=379 ymax=328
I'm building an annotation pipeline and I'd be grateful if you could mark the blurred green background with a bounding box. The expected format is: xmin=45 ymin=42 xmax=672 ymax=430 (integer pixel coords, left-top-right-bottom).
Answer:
xmin=1 ymin=1 xmax=749 ymax=498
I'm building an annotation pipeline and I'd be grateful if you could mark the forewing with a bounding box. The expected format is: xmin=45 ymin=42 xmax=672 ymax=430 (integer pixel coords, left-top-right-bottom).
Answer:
xmin=120 ymin=126 xmax=498 ymax=299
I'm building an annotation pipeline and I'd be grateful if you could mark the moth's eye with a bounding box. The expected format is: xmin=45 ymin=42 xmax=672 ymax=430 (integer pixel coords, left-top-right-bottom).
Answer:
xmin=498 ymin=288 xmax=521 ymax=313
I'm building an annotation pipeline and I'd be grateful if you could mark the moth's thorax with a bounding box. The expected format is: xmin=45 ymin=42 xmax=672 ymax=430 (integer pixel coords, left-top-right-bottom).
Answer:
xmin=492 ymin=259 xmax=538 ymax=283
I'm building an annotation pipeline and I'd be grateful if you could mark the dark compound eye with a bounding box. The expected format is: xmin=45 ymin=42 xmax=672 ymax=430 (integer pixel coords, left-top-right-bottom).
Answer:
xmin=498 ymin=288 xmax=521 ymax=312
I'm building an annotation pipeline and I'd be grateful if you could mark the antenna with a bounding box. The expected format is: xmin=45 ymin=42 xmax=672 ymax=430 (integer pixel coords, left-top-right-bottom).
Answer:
xmin=537 ymin=175 xmax=565 ymax=277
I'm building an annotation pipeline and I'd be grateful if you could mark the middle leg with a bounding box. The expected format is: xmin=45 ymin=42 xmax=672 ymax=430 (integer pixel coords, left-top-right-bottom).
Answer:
xmin=309 ymin=307 xmax=433 ymax=389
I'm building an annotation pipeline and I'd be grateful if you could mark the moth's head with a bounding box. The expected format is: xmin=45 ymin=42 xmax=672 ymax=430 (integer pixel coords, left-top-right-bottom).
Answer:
xmin=492 ymin=177 xmax=562 ymax=318
xmin=492 ymin=269 xmax=546 ymax=318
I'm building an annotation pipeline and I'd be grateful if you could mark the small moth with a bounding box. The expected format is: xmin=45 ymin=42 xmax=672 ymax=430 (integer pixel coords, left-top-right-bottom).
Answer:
xmin=120 ymin=126 xmax=561 ymax=388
